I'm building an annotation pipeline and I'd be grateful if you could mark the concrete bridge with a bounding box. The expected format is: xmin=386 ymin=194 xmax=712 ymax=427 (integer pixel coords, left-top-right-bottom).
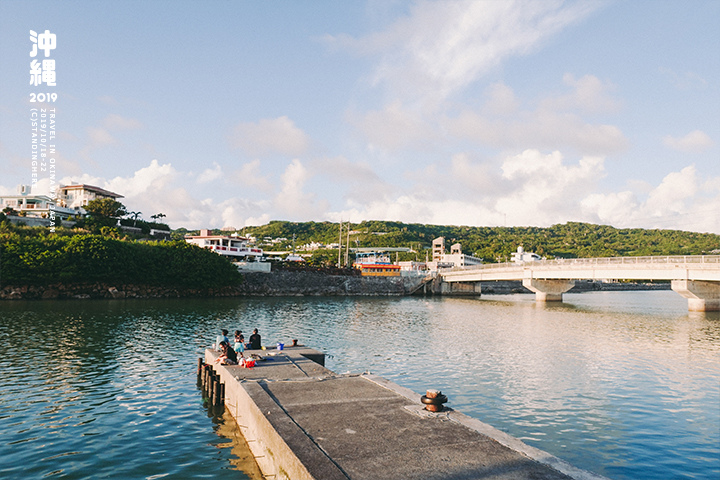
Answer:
xmin=438 ymin=255 xmax=720 ymax=311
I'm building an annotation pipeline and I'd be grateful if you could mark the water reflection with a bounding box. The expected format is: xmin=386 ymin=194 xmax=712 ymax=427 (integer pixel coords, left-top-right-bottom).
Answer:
xmin=1 ymin=292 xmax=718 ymax=480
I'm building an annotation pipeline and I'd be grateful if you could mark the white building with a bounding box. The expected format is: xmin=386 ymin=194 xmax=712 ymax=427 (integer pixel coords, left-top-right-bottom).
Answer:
xmin=0 ymin=185 xmax=76 ymax=220
xmin=511 ymin=246 xmax=543 ymax=264
xmin=185 ymin=229 xmax=265 ymax=261
xmin=398 ymin=261 xmax=428 ymax=276
xmin=58 ymin=184 xmax=124 ymax=212
xmin=428 ymin=237 xmax=483 ymax=270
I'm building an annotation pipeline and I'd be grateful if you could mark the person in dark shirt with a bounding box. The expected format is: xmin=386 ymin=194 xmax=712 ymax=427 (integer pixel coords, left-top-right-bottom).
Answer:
xmin=249 ymin=329 xmax=261 ymax=350
xmin=217 ymin=341 xmax=238 ymax=365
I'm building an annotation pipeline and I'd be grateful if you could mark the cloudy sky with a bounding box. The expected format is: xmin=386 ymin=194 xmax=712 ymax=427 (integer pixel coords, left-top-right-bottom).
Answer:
xmin=1 ymin=1 xmax=718 ymax=233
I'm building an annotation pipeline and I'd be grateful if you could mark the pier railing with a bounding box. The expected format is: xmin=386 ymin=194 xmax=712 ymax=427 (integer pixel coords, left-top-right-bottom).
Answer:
xmin=444 ymin=255 xmax=720 ymax=272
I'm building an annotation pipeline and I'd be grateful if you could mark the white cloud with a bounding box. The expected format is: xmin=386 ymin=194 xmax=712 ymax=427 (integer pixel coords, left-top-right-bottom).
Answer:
xmin=643 ymin=165 xmax=698 ymax=216
xmin=542 ymin=74 xmax=621 ymax=114
xmin=333 ymin=149 xmax=606 ymax=228
xmin=496 ymin=149 xmax=605 ymax=225
xmin=332 ymin=195 xmax=501 ymax=227
xmin=482 ymin=83 xmax=520 ymax=116
xmin=197 ymin=162 xmax=223 ymax=184
xmin=580 ymin=165 xmax=720 ymax=233
xmin=662 ymin=130 xmax=714 ymax=153
xmin=233 ymin=160 xmax=273 ymax=191
xmin=229 ymin=116 xmax=310 ymax=157
xmin=85 ymin=126 xmax=116 ymax=147
xmin=445 ymin=76 xmax=627 ymax=155
xmin=105 ymin=159 xmax=177 ymax=197
xmin=102 ymin=114 xmax=142 ymax=130
xmin=581 ymin=191 xmax=639 ymax=227
xmin=446 ymin=108 xmax=627 ymax=155
xmin=327 ymin=0 xmax=599 ymax=103
xmin=659 ymin=68 xmax=709 ymax=91
xmin=58 ymin=159 xmax=278 ymax=229
xmin=348 ymin=101 xmax=434 ymax=151
xmin=218 ymin=197 xmax=273 ymax=230
xmin=311 ymin=155 xmax=393 ymax=204
xmin=273 ymin=159 xmax=324 ymax=218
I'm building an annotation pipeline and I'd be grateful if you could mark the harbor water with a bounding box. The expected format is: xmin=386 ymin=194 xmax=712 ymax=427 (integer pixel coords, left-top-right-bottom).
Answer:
xmin=1 ymin=291 xmax=718 ymax=479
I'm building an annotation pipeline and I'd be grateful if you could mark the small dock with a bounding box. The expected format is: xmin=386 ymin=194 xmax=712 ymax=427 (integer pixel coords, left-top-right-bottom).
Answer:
xmin=201 ymin=346 xmax=607 ymax=480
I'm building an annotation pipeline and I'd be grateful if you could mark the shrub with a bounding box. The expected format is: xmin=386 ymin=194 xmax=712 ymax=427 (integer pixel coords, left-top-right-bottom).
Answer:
xmin=0 ymin=234 xmax=242 ymax=288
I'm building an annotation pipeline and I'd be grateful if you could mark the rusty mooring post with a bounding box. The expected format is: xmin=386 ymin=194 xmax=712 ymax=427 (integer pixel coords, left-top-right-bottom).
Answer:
xmin=421 ymin=389 xmax=448 ymax=412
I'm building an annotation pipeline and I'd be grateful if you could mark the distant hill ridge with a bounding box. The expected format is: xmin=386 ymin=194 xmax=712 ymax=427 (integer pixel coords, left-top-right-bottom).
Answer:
xmin=202 ymin=220 xmax=720 ymax=262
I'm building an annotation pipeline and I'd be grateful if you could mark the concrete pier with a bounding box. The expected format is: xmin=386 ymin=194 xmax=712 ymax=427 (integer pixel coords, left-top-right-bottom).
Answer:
xmin=522 ymin=279 xmax=576 ymax=302
xmin=204 ymin=346 xmax=607 ymax=480
xmin=671 ymin=279 xmax=720 ymax=311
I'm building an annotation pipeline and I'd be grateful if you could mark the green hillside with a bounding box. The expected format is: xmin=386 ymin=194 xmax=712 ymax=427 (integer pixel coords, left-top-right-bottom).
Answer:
xmin=236 ymin=220 xmax=720 ymax=263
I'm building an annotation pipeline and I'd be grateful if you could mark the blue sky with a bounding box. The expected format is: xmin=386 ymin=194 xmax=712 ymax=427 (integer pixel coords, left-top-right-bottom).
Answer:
xmin=1 ymin=0 xmax=718 ymax=233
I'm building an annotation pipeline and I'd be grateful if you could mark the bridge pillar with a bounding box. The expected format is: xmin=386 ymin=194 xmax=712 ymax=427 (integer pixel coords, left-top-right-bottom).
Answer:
xmin=522 ymin=279 xmax=575 ymax=302
xmin=438 ymin=281 xmax=481 ymax=295
xmin=671 ymin=280 xmax=720 ymax=312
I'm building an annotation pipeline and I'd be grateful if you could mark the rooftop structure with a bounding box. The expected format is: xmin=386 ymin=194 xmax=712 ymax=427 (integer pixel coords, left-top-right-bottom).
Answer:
xmin=511 ymin=246 xmax=543 ymax=264
xmin=185 ymin=229 xmax=264 ymax=260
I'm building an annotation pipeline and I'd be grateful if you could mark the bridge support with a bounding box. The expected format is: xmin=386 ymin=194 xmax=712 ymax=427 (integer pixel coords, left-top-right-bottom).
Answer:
xmin=438 ymin=280 xmax=482 ymax=295
xmin=671 ymin=280 xmax=720 ymax=312
xmin=522 ymin=279 xmax=575 ymax=302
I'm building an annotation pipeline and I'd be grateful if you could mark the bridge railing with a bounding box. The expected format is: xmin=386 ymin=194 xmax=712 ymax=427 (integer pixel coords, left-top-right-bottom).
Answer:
xmin=444 ymin=255 xmax=720 ymax=272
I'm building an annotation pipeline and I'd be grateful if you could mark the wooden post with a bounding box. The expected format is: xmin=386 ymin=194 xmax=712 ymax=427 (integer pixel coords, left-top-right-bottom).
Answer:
xmin=209 ymin=372 xmax=216 ymax=401
xmin=197 ymin=358 xmax=204 ymax=384
xmin=203 ymin=365 xmax=212 ymax=395
xmin=212 ymin=377 xmax=221 ymax=406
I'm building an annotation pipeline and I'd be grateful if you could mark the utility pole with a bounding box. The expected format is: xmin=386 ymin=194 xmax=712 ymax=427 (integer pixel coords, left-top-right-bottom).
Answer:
xmin=338 ymin=220 xmax=343 ymax=267
xmin=345 ymin=222 xmax=350 ymax=267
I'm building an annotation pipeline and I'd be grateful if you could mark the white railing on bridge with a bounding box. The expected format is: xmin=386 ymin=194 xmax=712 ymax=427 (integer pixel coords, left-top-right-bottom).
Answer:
xmin=444 ymin=255 xmax=720 ymax=272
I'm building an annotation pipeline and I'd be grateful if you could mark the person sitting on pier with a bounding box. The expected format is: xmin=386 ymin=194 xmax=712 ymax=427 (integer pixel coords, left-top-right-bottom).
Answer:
xmin=234 ymin=334 xmax=245 ymax=356
xmin=248 ymin=328 xmax=261 ymax=350
xmin=216 ymin=329 xmax=229 ymax=351
xmin=216 ymin=341 xmax=238 ymax=365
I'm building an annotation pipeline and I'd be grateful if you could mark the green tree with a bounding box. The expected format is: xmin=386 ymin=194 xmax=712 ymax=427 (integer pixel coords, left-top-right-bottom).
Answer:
xmin=85 ymin=198 xmax=127 ymax=218
xmin=84 ymin=198 xmax=127 ymax=232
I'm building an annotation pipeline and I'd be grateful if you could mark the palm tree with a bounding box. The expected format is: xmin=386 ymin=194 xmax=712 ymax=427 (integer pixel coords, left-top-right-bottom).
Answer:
xmin=128 ymin=211 xmax=142 ymax=227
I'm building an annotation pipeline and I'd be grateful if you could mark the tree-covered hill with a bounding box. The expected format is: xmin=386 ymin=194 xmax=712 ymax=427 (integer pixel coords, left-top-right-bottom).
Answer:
xmin=0 ymin=230 xmax=242 ymax=287
xmin=236 ymin=220 xmax=720 ymax=262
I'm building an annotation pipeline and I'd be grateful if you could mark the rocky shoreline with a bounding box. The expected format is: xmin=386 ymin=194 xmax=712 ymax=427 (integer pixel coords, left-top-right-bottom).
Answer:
xmin=0 ymin=272 xmax=670 ymax=301
xmin=0 ymin=271 xmax=422 ymax=300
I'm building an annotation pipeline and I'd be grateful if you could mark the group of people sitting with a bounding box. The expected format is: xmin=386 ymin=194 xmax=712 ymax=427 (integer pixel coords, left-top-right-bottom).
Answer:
xmin=215 ymin=328 xmax=262 ymax=366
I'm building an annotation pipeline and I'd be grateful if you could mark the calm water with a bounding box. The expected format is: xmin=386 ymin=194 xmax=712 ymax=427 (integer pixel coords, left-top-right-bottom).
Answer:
xmin=1 ymin=291 xmax=718 ymax=480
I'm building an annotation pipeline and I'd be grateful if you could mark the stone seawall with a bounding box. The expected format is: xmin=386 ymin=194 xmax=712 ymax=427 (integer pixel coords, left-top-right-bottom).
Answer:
xmin=0 ymin=273 xmax=669 ymax=301
xmin=0 ymin=271 xmax=427 ymax=300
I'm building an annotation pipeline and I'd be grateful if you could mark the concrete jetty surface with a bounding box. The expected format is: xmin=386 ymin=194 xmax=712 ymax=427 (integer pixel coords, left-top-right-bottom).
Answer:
xmin=204 ymin=346 xmax=607 ymax=480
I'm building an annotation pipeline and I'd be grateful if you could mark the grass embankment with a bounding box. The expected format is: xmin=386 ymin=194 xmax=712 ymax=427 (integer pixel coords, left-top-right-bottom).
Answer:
xmin=0 ymin=232 xmax=242 ymax=288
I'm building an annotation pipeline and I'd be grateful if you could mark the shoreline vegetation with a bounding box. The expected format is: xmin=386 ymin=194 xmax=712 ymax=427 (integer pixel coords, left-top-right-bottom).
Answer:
xmin=0 ymin=218 xmax=715 ymax=301
xmin=0 ymin=232 xmax=242 ymax=290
